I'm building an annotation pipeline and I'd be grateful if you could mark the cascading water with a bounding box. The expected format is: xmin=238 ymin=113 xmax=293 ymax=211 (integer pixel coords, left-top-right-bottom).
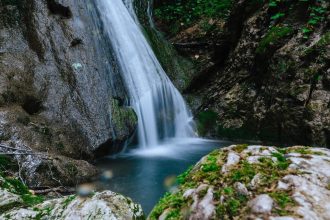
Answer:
xmin=96 ymin=0 xmax=196 ymax=148
xmin=93 ymin=1 xmax=227 ymax=212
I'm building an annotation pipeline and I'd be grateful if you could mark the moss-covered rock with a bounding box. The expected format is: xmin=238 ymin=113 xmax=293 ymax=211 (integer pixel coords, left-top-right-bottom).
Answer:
xmin=110 ymin=98 xmax=137 ymax=142
xmin=149 ymin=145 xmax=330 ymax=220
xmin=0 ymin=172 xmax=144 ymax=220
xmin=1 ymin=191 xmax=144 ymax=220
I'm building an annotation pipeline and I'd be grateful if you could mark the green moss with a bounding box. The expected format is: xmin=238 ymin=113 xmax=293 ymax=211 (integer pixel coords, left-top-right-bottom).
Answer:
xmin=197 ymin=110 xmax=218 ymax=136
xmin=288 ymin=147 xmax=325 ymax=156
xmin=33 ymin=206 xmax=53 ymax=220
xmin=150 ymin=150 xmax=224 ymax=219
xmin=177 ymin=166 xmax=193 ymax=184
xmin=201 ymin=155 xmax=219 ymax=172
xmin=21 ymin=194 xmax=44 ymax=206
xmin=150 ymin=144 xmax=299 ymax=219
xmin=270 ymin=191 xmax=294 ymax=215
xmin=271 ymin=152 xmax=290 ymax=170
xmin=234 ymin=144 xmax=248 ymax=153
xmin=141 ymin=25 xmax=194 ymax=90
xmin=256 ymin=26 xmax=293 ymax=54
xmin=2 ymin=177 xmax=30 ymax=195
xmin=277 ymin=148 xmax=288 ymax=154
xmin=215 ymin=188 xmax=248 ymax=218
xmin=230 ymin=161 xmax=256 ymax=184
xmin=62 ymin=195 xmax=76 ymax=208
xmin=0 ymin=175 xmax=44 ymax=207
xmin=110 ymin=98 xmax=137 ymax=134
xmin=270 ymin=191 xmax=294 ymax=209
xmin=149 ymin=192 xmax=186 ymax=220
xmin=165 ymin=209 xmax=181 ymax=220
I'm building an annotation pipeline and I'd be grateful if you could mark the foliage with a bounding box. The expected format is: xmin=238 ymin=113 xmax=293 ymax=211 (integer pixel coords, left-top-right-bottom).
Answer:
xmin=154 ymin=0 xmax=232 ymax=33
xmin=256 ymin=26 xmax=293 ymax=54
xmin=271 ymin=12 xmax=285 ymax=20
xmin=302 ymin=0 xmax=327 ymax=39
xmin=267 ymin=0 xmax=327 ymax=39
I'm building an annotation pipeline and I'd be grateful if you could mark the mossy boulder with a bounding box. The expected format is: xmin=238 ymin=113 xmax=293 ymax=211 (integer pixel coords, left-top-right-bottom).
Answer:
xmin=1 ymin=191 xmax=144 ymax=220
xmin=94 ymin=98 xmax=138 ymax=156
xmin=0 ymin=172 xmax=144 ymax=220
xmin=149 ymin=145 xmax=330 ymax=219
xmin=110 ymin=98 xmax=138 ymax=142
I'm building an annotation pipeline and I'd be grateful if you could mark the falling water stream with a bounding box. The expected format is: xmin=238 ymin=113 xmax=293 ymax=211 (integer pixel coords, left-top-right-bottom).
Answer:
xmin=96 ymin=0 xmax=195 ymax=148
xmin=94 ymin=0 xmax=228 ymax=213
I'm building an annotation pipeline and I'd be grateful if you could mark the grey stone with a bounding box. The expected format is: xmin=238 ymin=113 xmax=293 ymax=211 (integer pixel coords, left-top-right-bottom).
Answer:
xmin=248 ymin=194 xmax=273 ymax=214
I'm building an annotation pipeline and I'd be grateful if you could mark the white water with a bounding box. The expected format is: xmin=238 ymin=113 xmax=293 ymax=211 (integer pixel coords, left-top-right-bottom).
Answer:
xmin=96 ymin=0 xmax=196 ymax=148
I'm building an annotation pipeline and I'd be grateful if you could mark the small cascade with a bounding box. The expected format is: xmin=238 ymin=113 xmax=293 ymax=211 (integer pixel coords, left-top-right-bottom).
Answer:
xmin=96 ymin=0 xmax=196 ymax=148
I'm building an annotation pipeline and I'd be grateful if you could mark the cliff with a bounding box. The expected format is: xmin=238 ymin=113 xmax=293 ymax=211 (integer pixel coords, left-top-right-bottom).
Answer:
xmin=153 ymin=0 xmax=330 ymax=147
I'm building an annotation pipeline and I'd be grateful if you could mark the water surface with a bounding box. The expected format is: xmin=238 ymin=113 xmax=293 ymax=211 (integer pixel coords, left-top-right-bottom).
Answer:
xmin=95 ymin=138 xmax=231 ymax=214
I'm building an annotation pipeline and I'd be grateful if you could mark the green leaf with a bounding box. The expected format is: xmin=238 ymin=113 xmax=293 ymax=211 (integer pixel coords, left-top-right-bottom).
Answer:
xmin=271 ymin=13 xmax=285 ymax=20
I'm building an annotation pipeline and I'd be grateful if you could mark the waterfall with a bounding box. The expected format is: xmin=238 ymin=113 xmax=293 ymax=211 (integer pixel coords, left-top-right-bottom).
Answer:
xmin=96 ymin=0 xmax=195 ymax=148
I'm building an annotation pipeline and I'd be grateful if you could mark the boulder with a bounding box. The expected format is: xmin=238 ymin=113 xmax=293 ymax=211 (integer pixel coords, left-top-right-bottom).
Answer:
xmin=0 ymin=191 xmax=144 ymax=220
xmin=149 ymin=145 xmax=330 ymax=220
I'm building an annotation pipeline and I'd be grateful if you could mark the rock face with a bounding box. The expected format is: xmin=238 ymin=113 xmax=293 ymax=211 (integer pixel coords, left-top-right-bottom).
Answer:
xmin=0 ymin=0 xmax=136 ymax=185
xmin=149 ymin=145 xmax=330 ymax=220
xmin=0 ymin=191 xmax=144 ymax=220
xmin=154 ymin=0 xmax=330 ymax=147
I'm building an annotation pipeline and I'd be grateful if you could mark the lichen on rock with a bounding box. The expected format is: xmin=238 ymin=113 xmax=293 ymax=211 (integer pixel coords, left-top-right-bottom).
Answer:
xmin=149 ymin=145 xmax=330 ymax=220
xmin=0 ymin=170 xmax=144 ymax=220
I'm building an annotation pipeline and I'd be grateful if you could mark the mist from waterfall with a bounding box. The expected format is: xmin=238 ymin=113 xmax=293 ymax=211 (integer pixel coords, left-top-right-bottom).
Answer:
xmin=96 ymin=0 xmax=196 ymax=148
